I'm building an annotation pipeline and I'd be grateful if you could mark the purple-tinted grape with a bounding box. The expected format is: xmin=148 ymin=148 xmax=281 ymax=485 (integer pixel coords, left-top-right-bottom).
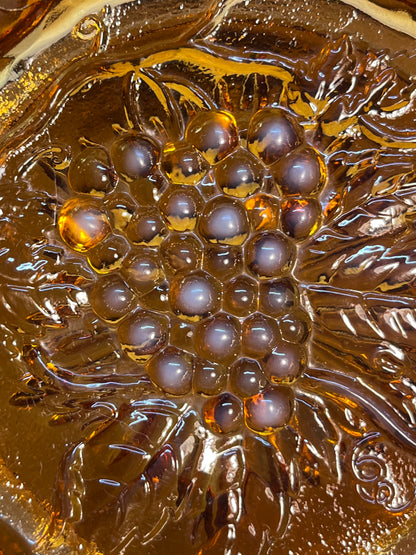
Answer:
xmin=169 ymin=270 xmax=221 ymax=321
xmin=246 ymin=231 xmax=293 ymax=278
xmin=262 ymin=341 xmax=305 ymax=384
xmin=244 ymin=386 xmax=294 ymax=433
xmin=146 ymin=346 xmax=193 ymax=395
xmin=118 ymin=309 xmax=169 ymax=362
xmin=195 ymin=313 xmax=241 ymax=364
xmin=126 ymin=208 xmax=167 ymax=246
xmin=159 ymin=185 xmax=202 ymax=232
xmin=242 ymin=313 xmax=279 ymax=358
xmin=215 ymin=147 xmax=264 ymax=198
xmin=204 ymin=392 xmax=243 ymax=434
xmin=281 ymin=198 xmax=321 ymax=240
xmin=199 ymin=197 xmax=249 ymax=246
xmin=111 ymin=133 xmax=159 ymax=181
xmin=274 ymin=147 xmax=325 ymax=196
xmin=90 ymin=274 xmax=135 ymax=322
xmin=247 ymin=108 xmax=302 ymax=165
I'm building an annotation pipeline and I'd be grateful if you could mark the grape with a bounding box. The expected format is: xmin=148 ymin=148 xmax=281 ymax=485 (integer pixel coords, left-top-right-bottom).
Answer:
xmin=126 ymin=208 xmax=167 ymax=246
xmin=122 ymin=248 xmax=164 ymax=296
xmin=194 ymin=313 xmax=241 ymax=364
xmin=146 ymin=346 xmax=193 ymax=395
xmin=90 ymin=274 xmax=135 ymax=322
xmin=87 ymin=234 xmax=130 ymax=273
xmin=162 ymin=142 xmax=208 ymax=185
xmin=159 ymin=185 xmax=202 ymax=232
xmin=247 ymin=108 xmax=302 ymax=165
xmin=215 ymin=148 xmax=264 ymax=198
xmin=199 ymin=197 xmax=249 ymax=246
xmin=281 ymin=198 xmax=321 ymax=240
xmin=169 ymin=270 xmax=221 ymax=321
xmin=160 ymin=233 xmax=203 ymax=274
xmin=242 ymin=313 xmax=279 ymax=358
xmin=118 ymin=309 xmax=169 ymax=362
xmin=274 ymin=147 xmax=325 ymax=196
xmin=193 ymin=358 xmax=227 ymax=396
xmin=105 ymin=193 xmax=135 ymax=232
xmin=246 ymin=231 xmax=293 ymax=278
xmin=279 ymin=309 xmax=311 ymax=344
xmin=262 ymin=342 xmax=305 ymax=384
xmin=111 ymin=133 xmax=159 ymax=181
xmin=259 ymin=278 xmax=297 ymax=317
xmin=204 ymin=244 xmax=243 ymax=280
xmin=245 ymin=193 xmax=280 ymax=231
xmin=185 ymin=109 xmax=239 ymax=164
xmin=223 ymin=274 xmax=258 ymax=317
xmin=229 ymin=357 xmax=266 ymax=398
xmin=58 ymin=197 xmax=110 ymax=252
xmin=244 ymin=386 xmax=294 ymax=433
xmin=68 ymin=147 xmax=116 ymax=196
xmin=204 ymin=392 xmax=243 ymax=434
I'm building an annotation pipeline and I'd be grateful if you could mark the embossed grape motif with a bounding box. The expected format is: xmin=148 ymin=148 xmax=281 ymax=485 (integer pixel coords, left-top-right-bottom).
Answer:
xmin=58 ymin=104 xmax=312 ymax=433
xmin=4 ymin=32 xmax=416 ymax=553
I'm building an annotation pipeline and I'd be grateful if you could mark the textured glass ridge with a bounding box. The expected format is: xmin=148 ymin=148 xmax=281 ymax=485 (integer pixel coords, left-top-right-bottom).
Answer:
xmin=1 ymin=1 xmax=416 ymax=553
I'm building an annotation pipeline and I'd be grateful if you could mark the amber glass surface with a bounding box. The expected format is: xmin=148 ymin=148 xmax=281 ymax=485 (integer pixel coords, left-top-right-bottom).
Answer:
xmin=2 ymin=1 xmax=416 ymax=553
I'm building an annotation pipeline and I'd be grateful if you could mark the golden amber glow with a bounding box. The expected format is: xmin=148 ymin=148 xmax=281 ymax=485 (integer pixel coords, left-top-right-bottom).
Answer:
xmin=324 ymin=193 xmax=341 ymax=218
xmin=162 ymin=142 xmax=208 ymax=185
xmin=243 ymin=392 xmax=274 ymax=435
xmin=58 ymin=198 xmax=110 ymax=252
xmin=245 ymin=194 xmax=279 ymax=230
xmin=281 ymin=198 xmax=321 ymax=239
xmin=204 ymin=403 xmax=222 ymax=434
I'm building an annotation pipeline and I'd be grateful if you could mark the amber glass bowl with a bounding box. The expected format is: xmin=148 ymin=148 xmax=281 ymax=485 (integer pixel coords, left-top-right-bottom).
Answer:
xmin=1 ymin=1 xmax=416 ymax=553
